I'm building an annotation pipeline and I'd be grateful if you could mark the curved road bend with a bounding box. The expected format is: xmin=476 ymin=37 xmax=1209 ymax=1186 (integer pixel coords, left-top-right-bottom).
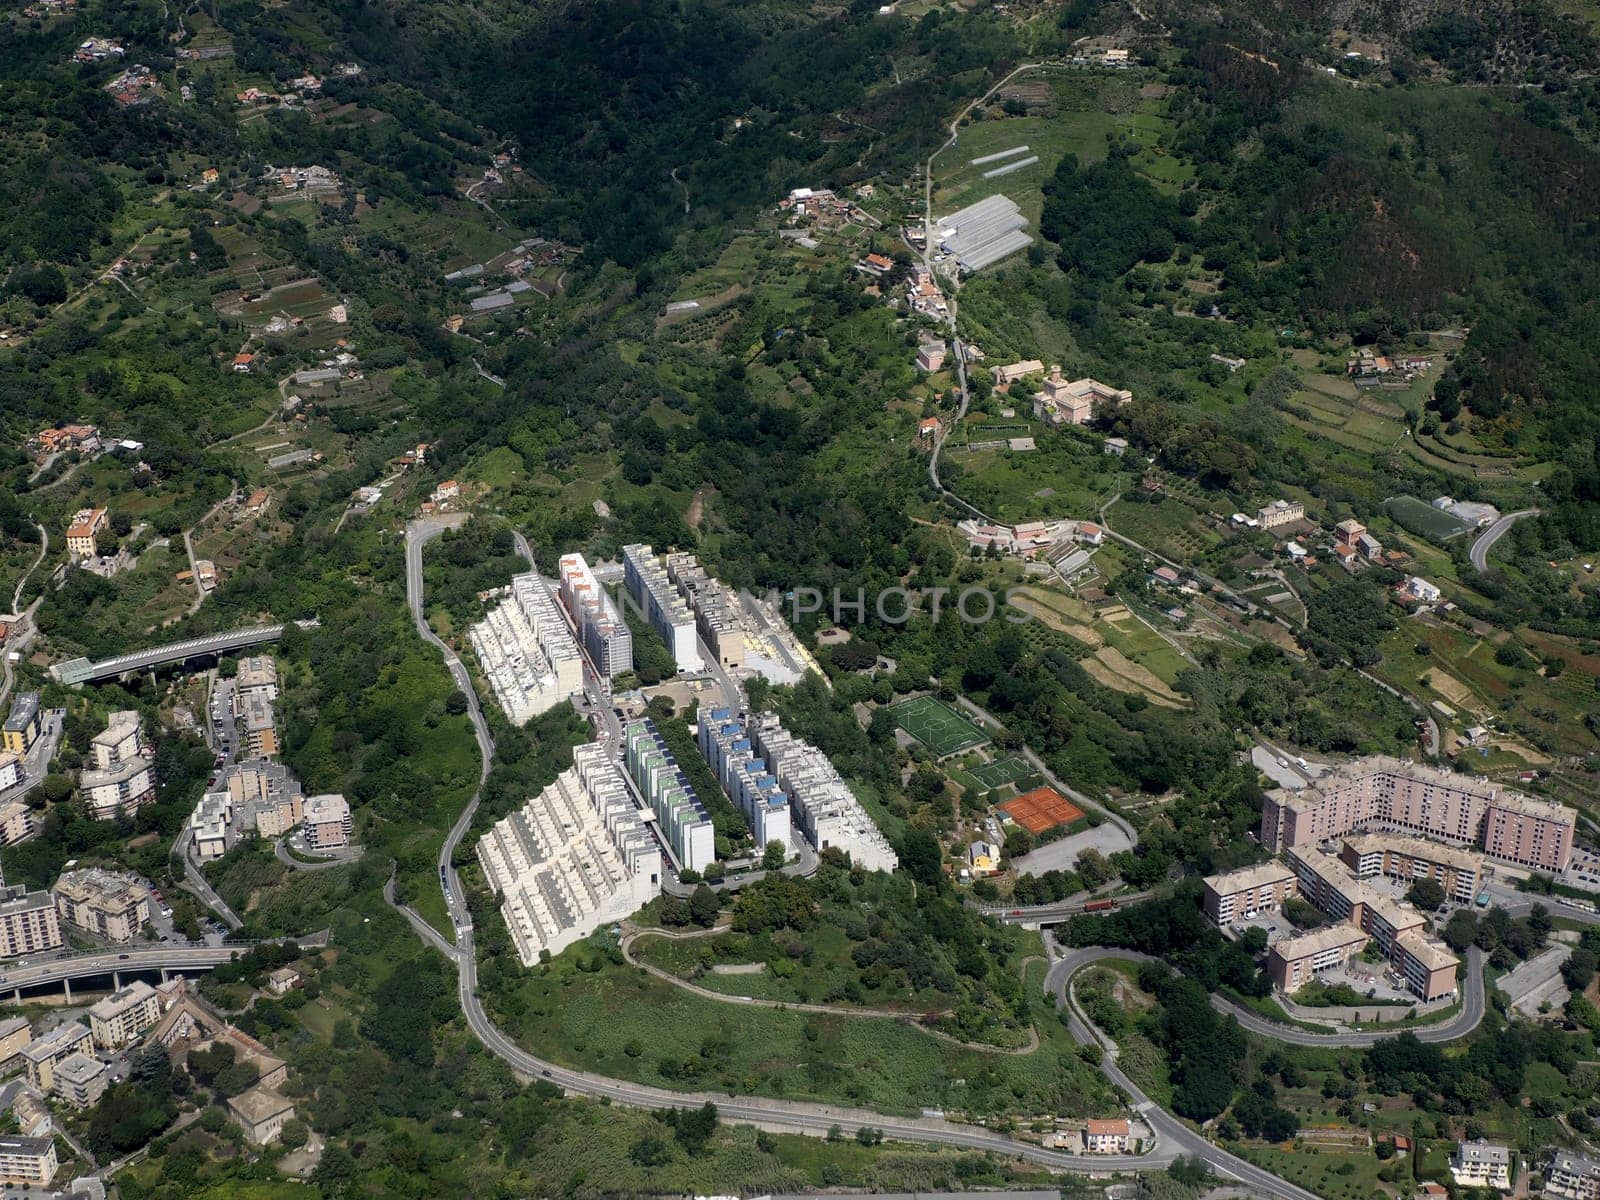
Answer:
xmin=402 ymin=522 xmax=1327 ymax=1192
xmin=1046 ymin=941 xmax=1322 ymax=1200
xmin=1470 ymin=510 xmax=1539 ymax=574
xmin=1049 ymin=944 xmax=1487 ymax=1050
xmin=402 ymin=520 xmax=1323 ymax=1188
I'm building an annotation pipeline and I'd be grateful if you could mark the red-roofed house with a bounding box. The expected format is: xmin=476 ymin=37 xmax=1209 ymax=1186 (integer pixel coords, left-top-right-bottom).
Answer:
xmin=1085 ymin=1119 xmax=1131 ymax=1153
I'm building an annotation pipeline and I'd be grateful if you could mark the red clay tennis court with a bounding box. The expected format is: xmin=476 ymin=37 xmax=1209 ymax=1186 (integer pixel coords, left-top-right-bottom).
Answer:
xmin=1000 ymin=786 xmax=1084 ymax=834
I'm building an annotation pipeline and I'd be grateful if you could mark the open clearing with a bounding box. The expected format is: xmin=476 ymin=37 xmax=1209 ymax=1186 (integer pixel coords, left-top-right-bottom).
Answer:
xmin=1083 ymin=646 xmax=1187 ymax=707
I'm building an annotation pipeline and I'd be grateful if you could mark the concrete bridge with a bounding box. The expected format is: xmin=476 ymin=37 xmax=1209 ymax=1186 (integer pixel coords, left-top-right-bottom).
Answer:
xmin=0 ymin=937 xmax=317 ymax=1001
xmin=52 ymin=620 xmax=318 ymax=684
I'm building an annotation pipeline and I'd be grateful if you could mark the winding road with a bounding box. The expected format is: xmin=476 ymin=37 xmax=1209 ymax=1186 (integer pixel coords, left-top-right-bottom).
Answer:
xmin=1050 ymin=944 xmax=1488 ymax=1049
xmin=391 ymin=524 xmax=1346 ymax=1196
xmin=1470 ymin=509 xmax=1539 ymax=574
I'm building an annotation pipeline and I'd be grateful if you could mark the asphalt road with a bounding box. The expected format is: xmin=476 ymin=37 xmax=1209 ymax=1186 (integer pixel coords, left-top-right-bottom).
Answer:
xmin=0 ymin=944 xmax=245 ymax=990
xmin=1050 ymin=944 xmax=1487 ymax=1049
xmin=1046 ymin=940 xmax=1323 ymax=1200
xmin=398 ymin=524 xmax=1327 ymax=1194
xmin=1470 ymin=510 xmax=1539 ymax=574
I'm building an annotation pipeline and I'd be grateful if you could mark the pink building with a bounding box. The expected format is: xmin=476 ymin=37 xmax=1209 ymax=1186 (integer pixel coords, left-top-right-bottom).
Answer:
xmin=1261 ymin=757 xmax=1574 ymax=873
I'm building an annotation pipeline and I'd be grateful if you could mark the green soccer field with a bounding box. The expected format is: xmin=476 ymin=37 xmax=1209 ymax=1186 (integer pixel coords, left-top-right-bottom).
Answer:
xmin=887 ymin=696 xmax=990 ymax=756
xmin=968 ymin=754 xmax=1031 ymax=789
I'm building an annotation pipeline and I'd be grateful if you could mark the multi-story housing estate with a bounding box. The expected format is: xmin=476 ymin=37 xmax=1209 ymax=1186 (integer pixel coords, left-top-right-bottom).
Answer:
xmin=747 ymin=712 xmax=897 ymax=871
xmin=1452 ymin=1141 xmax=1513 ymax=1191
xmin=0 ymin=1135 xmax=57 ymax=1186
xmin=557 ymin=553 xmax=633 ymax=679
xmin=53 ymin=867 xmax=150 ymax=943
xmin=1261 ymin=757 xmax=1576 ymax=872
xmin=1277 ymin=847 xmax=1459 ymax=1000
xmin=663 ymin=552 xmax=745 ymax=670
xmin=224 ymin=758 xmax=304 ymax=835
xmin=81 ymin=709 xmax=156 ymax=819
xmin=1337 ymin=833 xmax=1485 ymax=905
xmin=622 ymin=719 xmax=714 ymax=872
xmin=1257 ymin=498 xmax=1305 ymax=528
xmin=2 ymin=692 xmax=42 ymax=754
xmin=477 ymin=743 xmax=661 ymax=965
xmin=1201 ymin=862 xmax=1299 ymax=925
xmin=1032 ymin=366 xmax=1132 ymax=427
xmin=88 ymin=979 xmax=162 ymax=1048
xmin=1266 ymin=924 xmax=1370 ymax=994
xmin=1547 ymin=1151 xmax=1600 ymax=1200
xmin=303 ymin=794 xmax=352 ymax=850
xmin=697 ymin=709 xmax=791 ymax=851
xmin=622 ymin=545 xmax=703 ymax=672
xmin=22 ymin=1021 xmax=91 ymax=1091
xmin=0 ymin=885 xmax=63 ymax=959
xmin=469 ymin=571 xmax=583 ymax=724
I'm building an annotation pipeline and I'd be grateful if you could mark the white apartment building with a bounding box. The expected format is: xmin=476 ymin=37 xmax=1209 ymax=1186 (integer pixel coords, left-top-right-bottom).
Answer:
xmin=1452 ymin=1141 xmax=1512 ymax=1191
xmin=469 ymin=570 xmax=584 ymax=723
xmin=477 ymin=743 xmax=661 ymax=965
xmin=748 ymin=712 xmax=897 ymax=871
xmin=622 ymin=719 xmax=716 ymax=873
xmin=622 ymin=545 xmax=703 ymax=672
xmin=698 ymin=709 xmax=791 ymax=850
xmin=1547 ymin=1152 xmax=1600 ymax=1200
xmin=189 ymin=791 xmax=234 ymax=860
xmin=557 ymin=553 xmax=633 ymax=679
xmin=664 ymin=552 xmax=745 ymax=670
xmin=90 ymin=710 xmax=144 ymax=769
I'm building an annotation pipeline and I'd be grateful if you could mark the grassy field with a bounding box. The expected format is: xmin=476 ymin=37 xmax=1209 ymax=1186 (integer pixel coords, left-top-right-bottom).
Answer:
xmin=967 ymin=755 xmax=1033 ymax=789
xmin=887 ymin=695 xmax=990 ymax=756
xmin=933 ymin=73 xmax=1185 ymax=230
xmin=482 ymin=939 xmax=1115 ymax=1121
xmin=631 ymin=924 xmax=960 ymax=1015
